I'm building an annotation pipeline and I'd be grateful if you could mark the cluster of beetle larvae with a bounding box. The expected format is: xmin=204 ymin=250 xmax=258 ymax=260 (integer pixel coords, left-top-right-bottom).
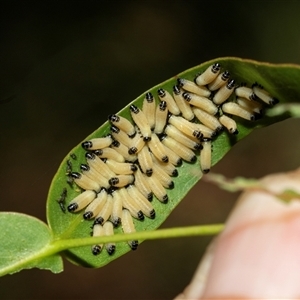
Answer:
xmin=59 ymin=63 xmax=278 ymax=256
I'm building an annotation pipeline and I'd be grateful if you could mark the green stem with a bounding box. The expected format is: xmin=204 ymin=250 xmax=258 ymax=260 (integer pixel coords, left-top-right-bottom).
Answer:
xmin=0 ymin=223 xmax=224 ymax=277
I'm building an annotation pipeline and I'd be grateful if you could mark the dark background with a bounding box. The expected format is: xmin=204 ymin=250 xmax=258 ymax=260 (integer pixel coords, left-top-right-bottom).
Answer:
xmin=1 ymin=1 xmax=300 ymax=299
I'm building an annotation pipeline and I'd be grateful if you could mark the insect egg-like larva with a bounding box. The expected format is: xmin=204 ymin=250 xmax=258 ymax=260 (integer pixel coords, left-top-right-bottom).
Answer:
xmin=108 ymin=114 xmax=136 ymax=137
xmin=194 ymin=63 xmax=221 ymax=86
xmin=222 ymin=102 xmax=256 ymax=121
xmin=208 ymin=70 xmax=230 ymax=91
xmin=236 ymin=97 xmax=263 ymax=117
xmin=177 ymin=78 xmax=211 ymax=98
xmin=93 ymin=194 xmax=113 ymax=225
xmin=121 ymin=209 xmax=139 ymax=250
xmin=152 ymin=163 xmax=174 ymax=189
xmin=137 ymin=144 xmax=153 ymax=176
xmin=118 ymin=188 xmax=144 ymax=220
xmin=110 ymin=140 xmax=137 ymax=162
xmin=108 ymin=174 xmax=135 ymax=187
xmin=85 ymin=152 xmax=116 ymax=179
xmin=110 ymin=125 xmax=133 ymax=148
xmin=70 ymin=172 xmax=101 ymax=192
xmin=128 ymin=132 xmax=145 ymax=155
xmin=142 ymin=92 xmax=156 ymax=130
xmin=134 ymin=167 xmax=153 ymax=201
xmin=172 ymin=85 xmax=194 ymax=121
xmin=93 ymin=148 xmax=125 ymax=163
xmin=157 ymin=88 xmax=180 ymax=115
xmin=67 ymin=190 xmax=97 ymax=212
xmin=219 ymin=115 xmax=238 ymax=135
xmin=168 ymin=115 xmax=203 ymax=140
xmin=212 ymin=79 xmax=236 ymax=105
xmin=103 ymin=221 xmax=116 ymax=255
xmin=104 ymin=159 xmax=137 ymax=175
xmin=154 ymin=100 xmax=168 ymax=134
xmin=126 ymin=185 xmax=156 ymax=219
xmin=147 ymin=133 xmax=169 ymax=163
xmin=161 ymin=135 xmax=197 ymax=163
xmin=164 ymin=124 xmax=202 ymax=151
xmin=91 ymin=224 xmax=104 ymax=255
xmin=200 ymin=139 xmax=212 ymax=174
xmin=193 ymin=107 xmax=223 ymax=132
xmin=151 ymin=154 xmax=178 ymax=177
xmin=83 ymin=188 xmax=108 ymax=220
xmin=129 ymin=105 xmax=152 ymax=142
xmin=80 ymin=164 xmax=110 ymax=189
xmin=252 ymin=83 xmax=279 ymax=105
xmin=182 ymin=92 xmax=218 ymax=115
xmin=235 ymin=85 xmax=258 ymax=101
xmin=81 ymin=135 xmax=113 ymax=151
xmin=110 ymin=189 xmax=123 ymax=226
xmin=146 ymin=172 xmax=168 ymax=203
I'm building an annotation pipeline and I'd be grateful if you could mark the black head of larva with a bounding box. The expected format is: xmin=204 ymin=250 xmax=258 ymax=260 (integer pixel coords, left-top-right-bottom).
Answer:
xmin=227 ymin=79 xmax=235 ymax=90
xmin=67 ymin=202 xmax=78 ymax=212
xmin=92 ymin=245 xmax=102 ymax=256
xmin=130 ymin=240 xmax=139 ymax=251
xmin=130 ymin=164 xmax=138 ymax=172
xmin=222 ymin=71 xmax=230 ymax=80
xmin=111 ymin=140 xmax=120 ymax=147
xmin=108 ymin=114 xmax=120 ymax=123
xmin=145 ymin=92 xmax=154 ymax=102
xmin=111 ymin=125 xmax=120 ymax=133
xmin=80 ymin=164 xmax=90 ymax=172
xmin=172 ymin=169 xmax=178 ymax=177
xmin=175 ymin=158 xmax=183 ymax=167
xmin=70 ymin=172 xmax=82 ymax=179
xmin=112 ymin=217 xmax=121 ymax=227
xmin=194 ymin=143 xmax=203 ymax=151
xmin=192 ymin=130 xmax=203 ymax=140
xmin=176 ymin=78 xmax=184 ymax=88
xmin=270 ymin=97 xmax=279 ymax=106
xmin=157 ymin=88 xmax=166 ymax=97
xmin=85 ymin=152 xmax=96 ymax=160
xmin=173 ymin=85 xmax=181 ymax=95
xmin=106 ymin=245 xmax=116 ymax=255
xmin=150 ymin=209 xmax=156 ymax=219
xmin=190 ymin=155 xmax=197 ymax=163
xmin=182 ymin=92 xmax=191 ymax=102
xmin=129 ymin=105 xmax=139 ymax=114
xmin=137 ymin=211 xmax=145 ymax=221
xmin=93 ymin=217 xmax=104 ymax=226
xmin=83 ymin=211 xmax=94 ymax=220
xmin=168 ymin=181 xmax=175 ymax=189
xmin=143 ymin=136 xmax=151 ymax=142
xmin=147 ymin=192 xmax=153 ymax=201
xmin=212 ymin=63 xmax=221 ymax=73
xmin=93 ymin=149 xmax=103 ymax=156
xmin=109 ymin=177 xmax=119 ymax=186
xmin=162 ymin=195 xmax=168 ymax=204
xmin=82 ymin=141 xmax=93 ymax=150
xmin=162 ymin=155 xmax=169 ymax=163
xmin=159 ymin=101 xmax=167 ymax=111
xmin=128 ymin=147 xmax=137 ymax=155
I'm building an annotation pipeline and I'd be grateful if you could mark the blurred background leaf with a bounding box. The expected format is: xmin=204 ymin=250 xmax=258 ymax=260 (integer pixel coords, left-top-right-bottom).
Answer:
xmin=1 ymin=0 xmax=300 ymax=299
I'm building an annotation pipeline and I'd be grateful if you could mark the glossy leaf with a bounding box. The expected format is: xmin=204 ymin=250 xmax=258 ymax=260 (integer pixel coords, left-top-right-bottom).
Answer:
xmin=46 ymin=57 xmax=300 ymax=268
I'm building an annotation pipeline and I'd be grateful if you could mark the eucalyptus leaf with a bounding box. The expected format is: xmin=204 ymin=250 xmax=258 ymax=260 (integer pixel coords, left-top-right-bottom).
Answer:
xmin=46 ymin=57 xmax=300 ymax=268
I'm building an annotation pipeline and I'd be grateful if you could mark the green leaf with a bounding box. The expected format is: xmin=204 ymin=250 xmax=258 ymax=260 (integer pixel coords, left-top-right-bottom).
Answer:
xmin=0 ymin=212 xmax=63 ymax=276
xmin=46 ymin=57 xmax=300 ymax=268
